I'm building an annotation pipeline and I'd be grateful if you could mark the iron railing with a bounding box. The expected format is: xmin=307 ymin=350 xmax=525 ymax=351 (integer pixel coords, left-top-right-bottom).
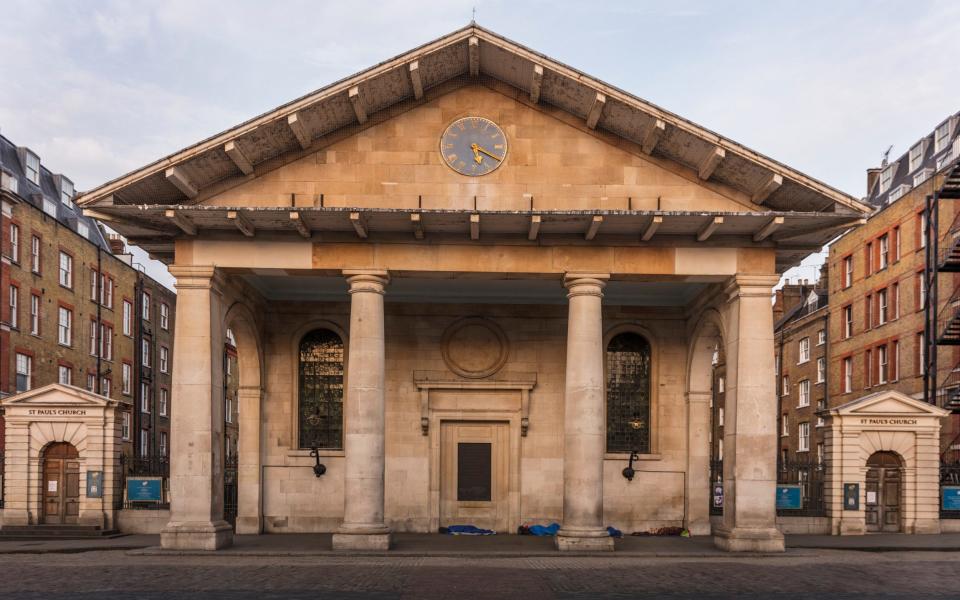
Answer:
xmin=709 ymin=459 xmax=723 ymax=515
xmin=0 ymin=451 xmax=5 ymax=509
xmin=777 ymin=458 xmax=826 ymax=516
xmin=224 ymin=457 xmax=238 ymax=527
xmin=115 ymin=453 xmax=170 ymax=510
xmin=941 ymin=461 xmax=960 ymax=519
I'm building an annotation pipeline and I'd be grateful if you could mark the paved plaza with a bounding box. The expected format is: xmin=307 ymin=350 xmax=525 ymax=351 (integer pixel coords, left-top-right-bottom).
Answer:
xmin=0 ymin=544 xmax=959 ymax=599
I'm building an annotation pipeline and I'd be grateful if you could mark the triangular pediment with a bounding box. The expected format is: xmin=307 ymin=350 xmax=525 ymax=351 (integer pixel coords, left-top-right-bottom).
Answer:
xmin=832 ymin=390 xmax=950 ymax=417
xmin=0 ymin=383 xmax=120 ymax=408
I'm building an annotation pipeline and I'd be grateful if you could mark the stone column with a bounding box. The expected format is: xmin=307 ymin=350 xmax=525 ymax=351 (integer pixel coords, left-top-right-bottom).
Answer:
xmin=557 ymin=273 xmax=614 ymax=552
xmin=333 ymin=270 xmax=391 ymax=550
xmin=685 ymin=390 xmax=713 ymax=536
xmin=1 ymin=421 xmax=31 ymax=525
xmin=161 ymin=266 xmax=232 ymax=550
xmin=235 ymin=385 xmax=264 ymax=534
xmin=714 ymin=275 xmax=784 ymax=552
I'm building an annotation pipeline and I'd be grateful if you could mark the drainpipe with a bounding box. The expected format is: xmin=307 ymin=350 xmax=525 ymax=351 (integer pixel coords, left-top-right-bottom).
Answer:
xmin=96 ymin=246 xmax=102 ymax=394
xmin=134 ymin=274 xmax=143 ymax=460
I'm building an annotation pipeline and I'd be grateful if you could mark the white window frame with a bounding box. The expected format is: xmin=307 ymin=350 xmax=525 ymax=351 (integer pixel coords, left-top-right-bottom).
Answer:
xmin=879 ymin=234 xmax=889 ymax=270
xmin=225 ymin=392 xmax=233 ymax=424
xmin=843 ymin=255 xmax=853 ymax=288
xmin=878 ymin=289 xmax=888 ymax=325
xmin=30 ymin=235 xmax=40 ymax=274
xmin=798 ymin=338 xmax=810 ymax=364
xmin=101 ymin=377 xmax=111 ymax=398
xmin=159 ymin=431 xmax=168 ymax=457
xmin=879 ymin=164 xmax=894 ymax=193
xmin=817 ymin=329 xmax=826 ymax=346
xmin=101 ymin=324 xmax=113 ymax=361
xmin=121 ymin=412 xmax=131 ymax=441
xmin=914 ymin=168 xmax=933 ymax=187
xmin=58 ymin=365 xmax=71 ymax=386
xmin=140 ymin=429 xmax=149 ymax=456
xmin=42 ymin=197 xmax=57 ymax=217
xmin=60 ymin=177 xmax=74 ymax=205
xmin=122 ymin=363 xmax=132 ymax=396
xmin=122 ymin=300 xmax=133 ymax=336
xmin=9 ymin=223 xmax=19 ymax=263
xmin=843 ymin=357 xmax=853 ymax=393
xmin=15 ymin=353 xmax=32 ymax=392
xmin=878 ymin=345 xmax=888 ymax=384
xmin=8 ymin=285 xmax=18 ymax=329
xmin=781 ymin=414 xmax=789 ymax=437
xmin=909 ymin=142 xmax=924 ymax=172
xmin=142 ymin=339 xmax=151 ymax=367
xmin=24 ymin=151 xmax=40 ymax=185
xmin=58 ymin=251 xmax=72 ymax=288
xmin=142 ymin=292 xmax=151 ymax=321
xmin=159 ymin=346 xmax=169 ymax=374
xmin=57 ymin=306 xmax=72 ymax=346
xmin=935 ymin=120 xmax=951 ymax=153
xmin=159 ymin=388 xmax=168 ymax=417
xmin=843 ymin=305 xmax=853 ymax=338
xmin=160 ymin=303 xmax=169 ymax=330
xmin=798 ymin=379 xmax=810 ymax=408
xmin=798 ymin=422 xmax=810 ymax=452
xmin=29 ymin=294 xmax=40 ymax=335
xmin=817 ymin=357 xmax=825 ymax=384
xmin=141 ymin=382 xmax=151 ymax=414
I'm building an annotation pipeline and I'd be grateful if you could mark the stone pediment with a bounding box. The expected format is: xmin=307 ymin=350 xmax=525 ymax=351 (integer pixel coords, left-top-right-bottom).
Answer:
xmin=830 ymin=390 xmax=950 ymax=418
xmin=0 ymin=383 xmax=122 ymax=408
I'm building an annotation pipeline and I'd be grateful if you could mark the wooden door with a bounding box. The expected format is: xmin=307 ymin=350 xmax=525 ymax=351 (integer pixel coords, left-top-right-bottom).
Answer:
xmin=42 ymin=443 xmax=80 ymax=525
xmin=865 ymin=452 xmax=901 ymax=533
xmin=440 ymin=422 xmax=509 ymax=532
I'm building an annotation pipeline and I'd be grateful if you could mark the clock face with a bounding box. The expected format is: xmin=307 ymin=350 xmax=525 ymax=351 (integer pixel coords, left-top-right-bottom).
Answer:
xmin=440 ymin=117 xmax=507 ymax=176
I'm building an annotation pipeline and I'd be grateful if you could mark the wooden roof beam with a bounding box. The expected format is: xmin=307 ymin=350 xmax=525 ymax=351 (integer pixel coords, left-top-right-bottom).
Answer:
xmin=411 ymin=213 xmax=424 ymax=239
xmin=348 ymin=86 xmax=368 ymax=124
xmin=753 ymin=216 xmax=784 ymax=242
xmin=164 ymin=209 xmax=197 ymax=235
xmin=224 ymin=141 xmax=254 ymax=176
xmin=408 ymin=61 xmax=424 ymax=100
xmin=697 ymin=216 xmax=723 ymax=241
xmin=468 ymin=36 xmax=480 ymax=76
xmin=164 ymin=167 xmax=198 ymax=199
xmin=586 ymin=92 xmax=606 ymax=130
xmin=528 ymin=215 xmax=541 ymax=240
xmin=585 ymin=215 xmax=603 ymax=240
xmin=530 ymin=64 xmax=543 ymax=104
xmin=287 ymin=113 xmax=310 ymax=150
xmin=752 ymin=173 xmax=783 ymax=205
xmin=470 ymin=213 xmax=480 ymax=240
xmin=641 ymin=216 xmax=662 ymax=241
xmin=289 ymin=211 xmax=311 ymax=238
xmin=698 ymin=147 xmax=725 ymax=180
xmin=641 ymin=119 xmax=666 ymax=155
xmin=350 ymin=211 xmax=368 ymax=238
xmin=227 ymin=210 xmax=255 ymax=237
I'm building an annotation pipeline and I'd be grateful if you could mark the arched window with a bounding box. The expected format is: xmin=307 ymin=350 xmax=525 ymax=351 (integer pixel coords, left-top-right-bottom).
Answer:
xmin=606 ymin=332 xmax=652 ymax=453
xmin=299 ymin=329 xmax=344 ymax=449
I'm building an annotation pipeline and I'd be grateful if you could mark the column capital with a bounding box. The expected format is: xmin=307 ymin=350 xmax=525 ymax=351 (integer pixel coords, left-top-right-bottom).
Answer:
xmin=723 ymin=274 xmax=780 ymax=302
xmin=344 ymin=269 xmax=390 ymax=295
xmin=169 ymin=265 xmax=226 ymax=292
xmin=563 ymin=273 xmax=609 ymax=298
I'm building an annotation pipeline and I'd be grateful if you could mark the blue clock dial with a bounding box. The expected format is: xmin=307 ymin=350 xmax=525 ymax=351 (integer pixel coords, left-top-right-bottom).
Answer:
xmin=440 ymin=117 xmax=507 ymax=176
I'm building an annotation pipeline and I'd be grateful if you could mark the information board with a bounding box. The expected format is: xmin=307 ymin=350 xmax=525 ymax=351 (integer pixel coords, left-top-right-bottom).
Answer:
xmin=776 ymin=484 xmax=802 ymax=510
xmin=943 ymin=486 xmax=960 ymax=511
xmin=127 ymin=477 xmax=163 ymax=502
xmin=843 ymin=483 xmax=860 ymax=511
xmin=86 ymin=471 xmax=103 ymax=499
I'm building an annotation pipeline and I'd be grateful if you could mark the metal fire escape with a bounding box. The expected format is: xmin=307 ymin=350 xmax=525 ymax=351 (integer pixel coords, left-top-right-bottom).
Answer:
xmin=924 ymin=154 xmax=960 ymax=412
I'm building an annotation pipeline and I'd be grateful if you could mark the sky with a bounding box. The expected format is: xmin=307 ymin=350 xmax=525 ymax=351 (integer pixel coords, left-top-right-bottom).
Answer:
xmin=1 ymin=0 xmax=959 ymax=290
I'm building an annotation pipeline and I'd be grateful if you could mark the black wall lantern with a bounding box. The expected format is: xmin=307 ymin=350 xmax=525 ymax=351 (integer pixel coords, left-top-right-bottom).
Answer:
xmin=310 ymin=446 xmax=327 ymax=477
xmin=621 ymin=414 xmax=645 ymax=481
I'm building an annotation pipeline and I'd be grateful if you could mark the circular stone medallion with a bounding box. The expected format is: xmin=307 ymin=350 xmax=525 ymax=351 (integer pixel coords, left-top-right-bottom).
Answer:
xmin=441 ymin=317 xmax=508 ymax=379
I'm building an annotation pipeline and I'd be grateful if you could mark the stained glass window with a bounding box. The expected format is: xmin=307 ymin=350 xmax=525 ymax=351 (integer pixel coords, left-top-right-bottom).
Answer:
xmin=606 ymin=332 xmax=651 ymax=453
xmin=299 ymin=329 xmax=344 ymax=449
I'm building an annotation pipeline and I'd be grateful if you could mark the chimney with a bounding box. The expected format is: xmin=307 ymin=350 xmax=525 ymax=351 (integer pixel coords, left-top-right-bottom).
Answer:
xmin=107 ymin=234 xmax=125 ymax=255
xmin=781 ymin=283 xmax=804 ymax=314
xmin=817 ymin=263 xmax=829 ymax=294
xmin=773 ymin=289 xmax=785 ymax=325
xmin=867 ymin=168 xmax=882 ymax=196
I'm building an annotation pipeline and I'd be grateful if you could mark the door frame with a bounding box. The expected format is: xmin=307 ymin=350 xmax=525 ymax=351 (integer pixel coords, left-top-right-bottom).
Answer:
xmin=41 ymin=442 xmax=81 ymax=525
xmin=865 ymin=451 xmax=903 ymax=533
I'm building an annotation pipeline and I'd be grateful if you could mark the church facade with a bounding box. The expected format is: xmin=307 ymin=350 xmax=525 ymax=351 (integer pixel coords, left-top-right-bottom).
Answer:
xmin=78 ymin=26 xmax=871 ymax=551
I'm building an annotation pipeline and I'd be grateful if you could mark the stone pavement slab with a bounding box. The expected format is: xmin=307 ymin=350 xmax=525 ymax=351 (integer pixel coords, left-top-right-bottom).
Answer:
xmin=785 ymin=532 xmax=960 ymax=551
xmin=0 ymin=534 xmax=158 ymax=554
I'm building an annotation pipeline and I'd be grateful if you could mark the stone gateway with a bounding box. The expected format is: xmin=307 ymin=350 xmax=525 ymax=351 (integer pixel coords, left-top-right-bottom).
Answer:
xmin=77 ymin=25 xmax=872 ymax=551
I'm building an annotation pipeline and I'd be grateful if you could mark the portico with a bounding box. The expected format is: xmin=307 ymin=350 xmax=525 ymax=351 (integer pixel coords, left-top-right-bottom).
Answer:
xmin=78 ymin=25 xmax=871 ymax=552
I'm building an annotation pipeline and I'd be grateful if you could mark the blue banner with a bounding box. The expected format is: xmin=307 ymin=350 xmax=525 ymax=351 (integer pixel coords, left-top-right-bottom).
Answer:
xmin=943 ymin=486 xmax=960 ymax=511
xmin=776 ymin=484 xmax=802 ymax=510
xmin=127 ymin=477 xmax=163 ymax=502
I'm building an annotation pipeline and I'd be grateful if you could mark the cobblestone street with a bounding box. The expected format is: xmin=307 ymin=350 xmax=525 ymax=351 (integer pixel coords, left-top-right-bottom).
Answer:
xmin=0 ymin=550 xmax=959 ymax=599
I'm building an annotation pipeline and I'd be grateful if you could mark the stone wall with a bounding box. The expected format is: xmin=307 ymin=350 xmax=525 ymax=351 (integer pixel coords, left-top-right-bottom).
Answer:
xmin=253 ymin=301 xmax=690 ymax=534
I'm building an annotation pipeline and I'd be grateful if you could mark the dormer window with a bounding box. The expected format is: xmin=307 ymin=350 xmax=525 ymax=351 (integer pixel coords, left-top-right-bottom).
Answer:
xmin=59 ymin=176 xmax=75 ymax=206
xmin=888 ymin=183 xmax=910 ymax=203
xmin=935 ymin=120 xmax=952 ymax=154
xmin=908 ymin=142 xmax=925 ymax=172
xmin=879 ymin=164 xmax=894 ymax=194
xmin=77 ymin=221 xmax=90 ymax=239
xmin=42 ymin=197 xmax=57 ymax=217
xmin=24 ymin=151 xmax=40 ymax=185
xmin=914 ymin=168 xmax=933 ymax=187
xmin=806 ymin=291 xmax=819 ymax=311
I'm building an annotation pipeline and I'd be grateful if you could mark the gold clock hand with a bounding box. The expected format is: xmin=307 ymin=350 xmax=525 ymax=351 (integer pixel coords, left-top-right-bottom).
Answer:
xmin=470 ymin=143 xmax=483 ymax=163
xmin=476 ymin=145 xmax=503 ymax=162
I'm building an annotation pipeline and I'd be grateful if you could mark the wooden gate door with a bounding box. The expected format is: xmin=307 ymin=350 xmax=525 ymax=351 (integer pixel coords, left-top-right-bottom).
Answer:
xmin=42 ymin=442 xmax=80 ymax=525
xmin=440 ymin=422 xmax=509 ymax=532
xmin=865 ymin=451 xmax=902 ymax=533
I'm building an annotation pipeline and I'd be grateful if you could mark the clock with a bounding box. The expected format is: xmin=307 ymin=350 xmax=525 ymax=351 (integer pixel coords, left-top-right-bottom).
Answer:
xmin=440 ymin=117 xmax=507 ymax=176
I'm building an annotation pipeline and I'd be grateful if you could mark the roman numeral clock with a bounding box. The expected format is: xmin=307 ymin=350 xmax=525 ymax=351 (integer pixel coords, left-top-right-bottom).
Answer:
xmin=440 ymin=117 xmax=508 ymax=176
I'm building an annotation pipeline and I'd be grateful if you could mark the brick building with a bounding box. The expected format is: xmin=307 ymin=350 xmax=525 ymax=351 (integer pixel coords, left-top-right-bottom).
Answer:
xmin=826 ymin=113 xmax=960 ymax=454
xmin=0 ymin=133 xmax=175 ymax=464
xmin=775 ymin=274 xmax=830 ymax=463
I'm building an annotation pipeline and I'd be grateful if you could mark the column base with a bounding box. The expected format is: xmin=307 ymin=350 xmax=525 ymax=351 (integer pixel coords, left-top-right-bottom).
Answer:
xmin=333 ymin=524 xmax=392 ymax=551
xmin=234 ymin=516 xmax=263 ymax=535
xmin=161 ymin=520 xmax=233 ymax=550
xmin=556 ymin=528 xmax=615 ymax=552
xmin=713 ymin=526 xmax=784 ymax=552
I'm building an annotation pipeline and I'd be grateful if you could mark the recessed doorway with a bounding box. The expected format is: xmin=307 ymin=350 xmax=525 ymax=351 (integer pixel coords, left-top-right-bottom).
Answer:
xmin=865 ymin=451 xmax=902 ymax=533
xmin=440 ymin=422 xmax=509 ymax=532
xmin=42 ymin=442 xmax=80 ymax=525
